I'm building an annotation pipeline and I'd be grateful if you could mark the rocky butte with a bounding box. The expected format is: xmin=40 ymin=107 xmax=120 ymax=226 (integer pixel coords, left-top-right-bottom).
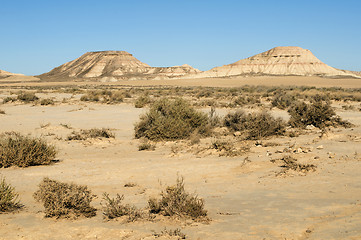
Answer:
xmin=182 ymin=46 xmax=359 ymax=79
xmin=38 ymin=51 xmax=201 ymax=81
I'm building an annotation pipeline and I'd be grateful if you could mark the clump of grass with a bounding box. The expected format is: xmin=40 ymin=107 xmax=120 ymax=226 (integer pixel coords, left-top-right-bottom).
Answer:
xmin=288 ymin=97 xmax=352 ymax=129
xmin=148 ymin=177 xmax=207 ymax=219
xmin=101 ymin=193 xmax=142 ymax=222
xmin=0 ymin=132 xmax=57 ymax=168
xmin=224 ymin=110 xmax=285 ymax=139
xmin=40 ymin=98 xmax=55 ymax=105
xmin=135 ymin=98 xmax=211 ymax=141
xmin=0 ymin=109 xmax=5 ymax=114
xmin=33 ymin=177 xmax=96 ymax=218
xmin=67 ymin=128 xmax=114 ymax=140
xmin=17 ymin=92 xmax=39 ymax=103
xmin=0 ymin=177 xmax=23 ymax=212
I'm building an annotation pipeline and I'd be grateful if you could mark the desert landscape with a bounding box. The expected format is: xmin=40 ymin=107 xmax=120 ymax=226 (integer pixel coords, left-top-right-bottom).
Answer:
xmin=0 ymin=44 xmax=361 ymax=239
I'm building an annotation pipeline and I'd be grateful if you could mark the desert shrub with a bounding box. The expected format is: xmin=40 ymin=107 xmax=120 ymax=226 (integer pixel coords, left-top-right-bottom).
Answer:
xmin=0 ymin=132 xmax=57 ymax=168
xmin=17 ymin=92 xmax=39 ymax=102
xmin=33 ymin=177 xmax=96 ymax=218
xmin=40 ymin=98 xmax=55 ymax=105
xmin=288 ymin=98 xmax=351 ymax=129
xmin=224 ymin=110 xmax=285 ymax=139
xmin=101 ymin=193 xmax=142 ymax=221
xmin=138 ymin=139 xmax=156 ymax=151
xmin=0 ymin=109 xmax=5 ymax=114
xmin=0 ymin=177 xmax=22 ymax=212
xmin=153 ymin=228 xmax=187 ymax=239
xmin=80 ymin=91 xmax=100 ymax=102
xmin=148 ymin=177 xmax=207 ymax=219
xmin=271 ymin=156 xmax=317 ymax=176
xmin=67 ymin=128 xmax=114 ymax=140
xmin=3 ymin=97 xmax=16 ymax=103
xmin=134 ymin=95 xmax=151 ymax=108
xmin=271 ymin=92 xmax=296 ymax=109
xmin=135 ymin=98 xmax=211 ymax=141
xmin=232 ymin=95 xmax=261 ymax=107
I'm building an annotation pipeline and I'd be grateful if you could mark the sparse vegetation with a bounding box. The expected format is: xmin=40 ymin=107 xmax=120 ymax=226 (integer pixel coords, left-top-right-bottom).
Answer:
xmin=101 ymin=193 xmax=142 ymax=221
xmin=271 ymin=92 xmax=296 ymax=109
xmin=0 ymin=177 xmax=22 ymax=212
xmin=138 ymin=139 xmax=156 ymax=151
xmin=0 ymin=132 xmax=57 ymax=168
xmin=224 ymin=110 xmax=285 ymax=139
xmin=0 ymin=109 xmax=5 ymax=114
xmin=288 ymin=97 xmax=351 ymax=129
xmin=134 ymin=95 xmax=151 ymax=108
xmin=33 ymin=177 xmax=96 ymax=218
xmin=272 ymin=156 xmax=317 ymax=176
xmin=153 ymin=228 xmax=187 ymax=239
xmin=135 ymin=98 xmax=211 ymax=141
xmin=148 ymin=177 xmax=207 ymax=219
xmin=17 ymin=92 xmax=39 ymax=103
xmin=67 ymin=128 xmax=115 ymax=140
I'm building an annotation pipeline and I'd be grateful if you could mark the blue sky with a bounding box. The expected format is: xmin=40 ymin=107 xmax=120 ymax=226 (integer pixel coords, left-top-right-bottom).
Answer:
xmin=0 ymin=0 xmax=360 ymax=75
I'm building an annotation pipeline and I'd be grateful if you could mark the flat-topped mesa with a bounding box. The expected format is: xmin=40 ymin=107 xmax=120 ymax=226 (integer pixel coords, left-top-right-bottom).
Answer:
xmin=38 ymin=51 xmax=201 ymax=81
xmin=183 ymin=46 xmax=359 ymax=79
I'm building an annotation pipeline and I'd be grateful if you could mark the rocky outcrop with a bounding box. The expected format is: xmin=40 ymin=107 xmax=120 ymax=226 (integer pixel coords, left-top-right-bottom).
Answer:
xmin=183 ymin=46 xmax=359 ymax=79
xmin=38 ymin=51 xmax=201 ymax=81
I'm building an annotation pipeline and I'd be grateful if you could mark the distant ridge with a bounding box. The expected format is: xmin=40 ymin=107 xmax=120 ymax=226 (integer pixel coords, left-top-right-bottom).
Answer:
xmin=0 ymin=69 xmax=24 ymax=79
xmin=38 ymin=51 xmax=201 ymax=81
xmin=182 ymin=46 xmax=360 ymax=79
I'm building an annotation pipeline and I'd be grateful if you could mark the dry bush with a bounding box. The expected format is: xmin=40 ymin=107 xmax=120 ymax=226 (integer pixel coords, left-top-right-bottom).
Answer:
xmin=33 ymin=177 xmax=96 ymax=218
xmin=210 ymin=139 xmax=249 ymax=157
xmin=2 ymin=97 xmax=16 ymax=103
xmin=0 ymin=109 xmax=5 ymax=114
xmin=153 ymin=228 xmax=187 ymax=239
xmin=272 ymin=156 xmax=316 ymax=176
xmin=288 ymin=98 xmax=352 ymax=129
xmin=271 ymin=92 xmax=296 ymax=110
xmin=224 ymin=110 xmax=285 ymax=139
xmin=135 ymin=98 xmax=211 ymax=141
xmin=40 ymin=98 xmax=55 ymax=105
xmin=101 ymin=193 xmax=142 ymax=221
xmin=0 ymin=177 xmax=22 ymax=212
xmin=80 ymin=90 xmax=124 ymax=104
xmin=67 ymin=128 xmax=114 ymax=140
xmin=148 ymin=177 xmax=207 ymax=219
xmin=138 ymin=139 xmax=156 ymax=151
xmin=17 ymin=92 xmax=39 ymax=103
xmin=134 ymin=95 xmax=151 ymax=108
xmin=0 ymin=132 xmax=57 ymax=168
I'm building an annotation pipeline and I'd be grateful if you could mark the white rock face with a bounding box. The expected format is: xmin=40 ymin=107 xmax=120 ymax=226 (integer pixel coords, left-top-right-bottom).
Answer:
xmin=183 ymin=46 xmax=359 ymax=78
xmin=39 ymin=51 xmax=200 ymax=81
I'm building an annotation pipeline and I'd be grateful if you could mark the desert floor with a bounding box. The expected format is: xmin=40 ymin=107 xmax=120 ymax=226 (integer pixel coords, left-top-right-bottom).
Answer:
xmin=0 ymin=78 xmax=361 ymax=240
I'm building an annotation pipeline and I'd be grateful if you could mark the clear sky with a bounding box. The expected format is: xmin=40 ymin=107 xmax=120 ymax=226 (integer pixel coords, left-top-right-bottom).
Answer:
xmin=0 ymin=0 xmax=360 ymax=75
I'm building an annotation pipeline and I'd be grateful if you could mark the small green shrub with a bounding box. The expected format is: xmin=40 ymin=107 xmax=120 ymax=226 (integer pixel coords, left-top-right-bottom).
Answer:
xmin=67 ymin=128 xmax=115 ymax=140
xmin=17 ymin=92 xmax=39 ymax=102
xmin=33 ymin=177 xmax=96 ymax=218
xmin=148 ymin=177 xmax=207 ymax=219
xmin=288 ymin=98 xmax=351 ymax=129
xmin=0 ymin=132 xmax=57 ymax=168
xmin=135 ymin=98 xmax=211 ymax=141
xmin=101 ymin=193 xmax=142 ymax=221
xmin=224 ymin=110 xmax=285 ymax=139
xmin=0 ymin=177 xmax=22 ymax=212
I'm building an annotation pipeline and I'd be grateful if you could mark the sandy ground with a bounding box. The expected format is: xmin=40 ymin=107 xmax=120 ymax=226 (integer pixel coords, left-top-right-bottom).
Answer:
xmin=1 ymin=75 xmax=361 ymax=88
xmin=0 ymin=92 xmax=360 ymax=239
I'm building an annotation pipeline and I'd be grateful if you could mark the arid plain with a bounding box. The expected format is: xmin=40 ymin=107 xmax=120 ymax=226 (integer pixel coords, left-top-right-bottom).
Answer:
xmin=0 ymin=75 xmax=361 ymax=239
